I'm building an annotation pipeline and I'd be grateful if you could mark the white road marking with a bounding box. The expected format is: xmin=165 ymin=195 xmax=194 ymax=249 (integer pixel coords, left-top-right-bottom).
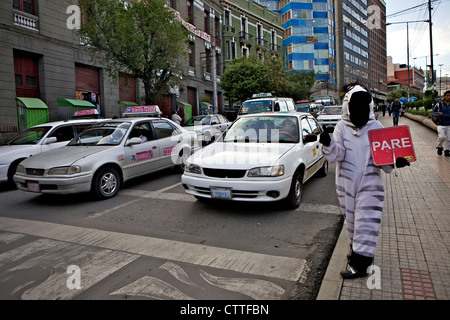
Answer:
xmin=0 ymin=238 xmax=139 ymax=300
xmin=160 ymin=262 xmax=201 ymax=288
xmin=199 ymin=269 xmax=285 ymax=300
xmin=110 ymin=276 xmax=195 ymax=300
xmin=0 ymin=217 xmax=305 ymax=282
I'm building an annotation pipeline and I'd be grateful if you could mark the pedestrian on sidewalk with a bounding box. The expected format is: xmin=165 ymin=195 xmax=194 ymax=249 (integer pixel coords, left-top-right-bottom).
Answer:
xmin=319 ymin=83 xmax=410 ymax=279
xmin=391 ymin=98 xmax=402 ymax=126
xmin=432 ymin=90 xmax=450 ymax=156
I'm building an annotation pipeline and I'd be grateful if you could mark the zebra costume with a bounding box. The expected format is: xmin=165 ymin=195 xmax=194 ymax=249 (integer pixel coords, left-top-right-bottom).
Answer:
xmin=322 ymin=85 xmax=393 ymax=274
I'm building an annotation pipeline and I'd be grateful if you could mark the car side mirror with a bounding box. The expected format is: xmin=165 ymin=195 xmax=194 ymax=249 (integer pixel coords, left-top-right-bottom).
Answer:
xmin=44 ymin=137 xmax=58 ymax=145
xmin=126 ymin=137 xmax=142 ymax=146
xmin=303 ymin=134 xmax=318 ymax=144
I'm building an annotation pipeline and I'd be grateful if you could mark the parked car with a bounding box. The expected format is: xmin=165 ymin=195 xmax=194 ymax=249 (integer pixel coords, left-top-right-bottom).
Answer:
xmin=0 ymin=119 xmax=102 ymax=186
xmin=14 ymin=118 xmax=199 ymax=199
xmin=238 ymin=93 xmax=296 ymax=118
xmin=316 ymin=105 xmax=343 ymax=128
xmin=184 ymin=114 xmax=231 ymax=145
xmin=182 ymin=113 xmax=328 ymax=209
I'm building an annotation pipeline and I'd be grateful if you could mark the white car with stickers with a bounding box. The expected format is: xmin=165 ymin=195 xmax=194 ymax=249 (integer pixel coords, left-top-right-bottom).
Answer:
xmin=0 ymin=119 xmax=101 ymax=186
xmin=182 ymin=113 xmax=328 ymax=209
xmin=184 ymin=114 xmax=232 ymax=145
xmin=14 ymin=118 xmax=199 ymax=199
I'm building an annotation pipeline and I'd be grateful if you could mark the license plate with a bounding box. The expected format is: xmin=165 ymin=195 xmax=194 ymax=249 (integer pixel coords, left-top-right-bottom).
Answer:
xmin=210 ymin=188 xmax=232 ymax=200
xmin=27 ymin=182 xmax=40 ymax=193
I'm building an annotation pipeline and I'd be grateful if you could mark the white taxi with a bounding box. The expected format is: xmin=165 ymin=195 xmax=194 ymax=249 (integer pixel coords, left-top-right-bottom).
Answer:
xmin=14 ymin=118 xmax=199 ymax=199
xmin=0 ymin=119 xmax=101 ymax=186
xmin=184 ymin=114 xmax=232 ymax=145
xmin=181 ymin=113 xmax=328 ymax=209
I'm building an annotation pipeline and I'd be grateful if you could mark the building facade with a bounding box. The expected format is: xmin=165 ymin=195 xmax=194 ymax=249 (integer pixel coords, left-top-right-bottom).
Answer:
xmin=368 ymin=0 xmax=387 ymax=104
xmin=0 ymin=0 xmax=224 ymax=143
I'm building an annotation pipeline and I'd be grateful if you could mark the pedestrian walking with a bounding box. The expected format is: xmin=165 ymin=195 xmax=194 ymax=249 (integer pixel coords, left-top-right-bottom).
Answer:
xmin=319 ymin=83 xmax=410 ymax=279
xmin=381 ymin=104 xmax=387 ymax=117
xmin=433 ymin=90 xmax=450 ymax=156
xmin=391 ymin=98 xmax=402 ymax=126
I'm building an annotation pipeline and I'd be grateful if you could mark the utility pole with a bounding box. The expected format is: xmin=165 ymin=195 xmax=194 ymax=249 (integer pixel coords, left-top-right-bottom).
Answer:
xmin=428 ymin=0 xmax=435 ymax=91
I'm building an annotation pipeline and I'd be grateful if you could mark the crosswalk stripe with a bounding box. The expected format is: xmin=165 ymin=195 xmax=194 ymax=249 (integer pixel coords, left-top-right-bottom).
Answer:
xmin=0 ymin=217 xmax=305 ymax=282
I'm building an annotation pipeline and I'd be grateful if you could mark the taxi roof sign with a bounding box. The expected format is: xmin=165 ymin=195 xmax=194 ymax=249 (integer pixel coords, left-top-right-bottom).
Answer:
xmin=252 ymin=93 xmax=273 ymax=98
xmin=122 ymin=105 xmax=162 ymax=117
xmin=73 ymin=109 xmax=99 ymax=118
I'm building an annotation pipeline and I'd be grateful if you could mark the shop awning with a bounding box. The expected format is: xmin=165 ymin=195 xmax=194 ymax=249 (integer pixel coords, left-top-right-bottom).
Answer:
xmin=177 ymin=101 xmax=192 ymax=107
xmin=57 ymin=98 xmax=96 ymax=108
xmin=16 ymin=97 xmax=48 ymax=109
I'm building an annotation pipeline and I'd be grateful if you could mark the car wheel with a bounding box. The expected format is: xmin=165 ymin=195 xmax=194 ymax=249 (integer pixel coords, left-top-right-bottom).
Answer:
xmin=92 ymin=167 xmax=120 ymax=200
xmin=174 ymin=148 xmax=190 ymax=173
xmin=7 ymin=159 xmax=23 ymax=188
xmin=316 ymin=159 xmax=328 ymax=177
xmin=285 ymin=169 xmax=304 ymax=209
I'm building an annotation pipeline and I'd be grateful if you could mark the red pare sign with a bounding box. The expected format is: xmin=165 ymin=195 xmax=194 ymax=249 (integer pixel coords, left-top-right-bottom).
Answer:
xmin=368 ymin=125 xmax=416 ymax=166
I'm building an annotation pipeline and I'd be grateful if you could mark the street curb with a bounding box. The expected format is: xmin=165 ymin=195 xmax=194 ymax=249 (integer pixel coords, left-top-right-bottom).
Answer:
xmin=316 ymin=221 xmax=349 ymax=300
xmin=404 ymin=113 xmax=437 ymax=132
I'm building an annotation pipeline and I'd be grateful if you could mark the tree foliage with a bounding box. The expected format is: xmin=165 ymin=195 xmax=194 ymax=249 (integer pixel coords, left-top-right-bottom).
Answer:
xmin=78 ymin=0 xmax=189 ymax=104
xmin=220 ymin=55 xmax=316 ymax=103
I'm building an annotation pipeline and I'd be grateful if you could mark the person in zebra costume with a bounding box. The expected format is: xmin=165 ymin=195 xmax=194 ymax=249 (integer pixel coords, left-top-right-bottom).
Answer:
xmin=319 ymin=83 xmax=410 ymax=279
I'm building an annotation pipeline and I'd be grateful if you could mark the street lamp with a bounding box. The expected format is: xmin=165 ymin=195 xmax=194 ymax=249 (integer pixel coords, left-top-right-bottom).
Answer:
xmin=413 ymin=54 xmax=439 ymax=88
xmin=438 ymin=64 xmax=443 ymax=96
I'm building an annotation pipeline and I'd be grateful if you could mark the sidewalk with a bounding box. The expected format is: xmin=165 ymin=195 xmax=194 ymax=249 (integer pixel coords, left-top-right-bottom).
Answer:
xmin=317 ymin=112 xmax=450 ymax=300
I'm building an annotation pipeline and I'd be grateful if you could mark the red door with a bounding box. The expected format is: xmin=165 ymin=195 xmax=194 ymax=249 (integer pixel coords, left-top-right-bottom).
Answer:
xmin=14 ymin=51 xmax=40 ymax=98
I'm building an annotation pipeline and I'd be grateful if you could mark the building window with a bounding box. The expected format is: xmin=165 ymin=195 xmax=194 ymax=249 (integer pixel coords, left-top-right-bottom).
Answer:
xmin=14 ymin=50 xmax=40 ymax=98
xmin=205 ymin=49 xmax=211 ymax=73
xmin=204 ymin=10 xmax=210 ymax=34
xmin=189 ymin=42 xmax=195 ymax=68
xmin=13 ymin=0 xmax=35 ymax=15
xmin=186 ymin=0 xmax=194 ymax=25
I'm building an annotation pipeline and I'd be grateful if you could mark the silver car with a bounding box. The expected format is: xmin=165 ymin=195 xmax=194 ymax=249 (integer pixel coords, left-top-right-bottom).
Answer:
xmin=316 ymin=106 xmax=343 ymax=128
xmin=14 ymin=118 xmax=199 ymax=199
xmin=0 ymin=119 xmax=101 ymax=186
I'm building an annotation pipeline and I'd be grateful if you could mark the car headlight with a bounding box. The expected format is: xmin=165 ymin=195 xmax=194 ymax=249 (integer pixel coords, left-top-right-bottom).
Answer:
xmin=48 ymin=166 xmax=81 ymax=175
xmin=248 ymin=166 xmax=285 ymax=177
xmin=185 ymin=162 xmax=202 ymax=174
xmin=16 ymin=165 xmax=25 ymax=174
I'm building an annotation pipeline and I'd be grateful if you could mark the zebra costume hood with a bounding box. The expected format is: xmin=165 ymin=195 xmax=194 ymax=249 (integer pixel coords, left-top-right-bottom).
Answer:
xmin=322 ymin=85 xmax=393 ymax=272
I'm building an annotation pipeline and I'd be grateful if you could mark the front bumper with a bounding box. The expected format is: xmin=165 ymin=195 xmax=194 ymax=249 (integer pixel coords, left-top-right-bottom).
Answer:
xmin=181 ymin=174 xmax=292 ymax=202
xmin=14 ymin=173 xmax=93 ymax=195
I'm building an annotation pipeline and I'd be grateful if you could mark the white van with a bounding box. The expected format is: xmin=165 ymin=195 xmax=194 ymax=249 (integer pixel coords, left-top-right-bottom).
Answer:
xmin=238 ymin=93 xmax=296 ymax=118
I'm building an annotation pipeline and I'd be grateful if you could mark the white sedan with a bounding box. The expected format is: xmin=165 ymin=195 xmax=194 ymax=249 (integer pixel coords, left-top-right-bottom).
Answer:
xmin=14 ymin=118 xmax=199 ymax=199
xmin=0 ymin=119 xmax=101 ymax=186
xmin=181 ymin=113 xmax=328 ymax=209
xmin=184 ymin=114 xmax=231 ymax=145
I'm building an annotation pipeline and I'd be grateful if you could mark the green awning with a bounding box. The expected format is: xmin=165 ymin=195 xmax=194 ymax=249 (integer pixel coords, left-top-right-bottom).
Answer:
xmin=57 ymin=98 xmax=96 ymax=108
xmin=117 ymin=101 xmax=139 ymax=107
xmin=177 ymin=101 xmax=192 ymax=107
xmin=16 ymin=97 xmax=48 ymax=109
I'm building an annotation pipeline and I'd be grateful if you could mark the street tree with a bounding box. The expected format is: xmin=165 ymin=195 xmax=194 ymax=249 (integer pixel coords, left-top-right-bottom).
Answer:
xmin=220 ymin=57 xmax=273 ymax=103
xmin=285 ymin=70 xmax=316 ymax=102
xmin=78 ymin=0 xmax=189 ymax=105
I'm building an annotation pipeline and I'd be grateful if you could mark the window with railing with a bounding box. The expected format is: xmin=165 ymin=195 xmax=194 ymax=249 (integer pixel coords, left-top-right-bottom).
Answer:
xmin=13 ymin=0 xmax=35 ymax=15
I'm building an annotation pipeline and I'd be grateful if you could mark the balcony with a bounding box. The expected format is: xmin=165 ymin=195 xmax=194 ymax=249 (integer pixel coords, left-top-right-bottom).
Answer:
xmin=13 ymin=10 xmax=39 ymax=32
xmin=239 ymin=31 xmax=253 ymax=46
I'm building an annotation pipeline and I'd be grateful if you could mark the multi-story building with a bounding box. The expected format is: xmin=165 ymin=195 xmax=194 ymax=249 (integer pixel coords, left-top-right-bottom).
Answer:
xmin=0 ymin=0 xmax=224 ymax=143
xmin=279 ymin=0 xmax=337 ymax=96
xmin=368 ymin=0 xmax=387 ymax=104
xmin=387 ymin=56 xmax=425 ymax=94
xmin=221 ymin=0 xmax=284 ymax=70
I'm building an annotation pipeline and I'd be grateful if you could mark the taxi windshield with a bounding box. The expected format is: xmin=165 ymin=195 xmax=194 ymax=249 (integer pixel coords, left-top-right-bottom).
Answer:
xmin=221 ymin=116 xmax=299 ymax=143
xmin=239 ymin=100 xmax=273 ymax=115
xmin=68 ymin=122 xmax=131 ymax=146
xmin=8 ymin=127 xmax=51 ymax=145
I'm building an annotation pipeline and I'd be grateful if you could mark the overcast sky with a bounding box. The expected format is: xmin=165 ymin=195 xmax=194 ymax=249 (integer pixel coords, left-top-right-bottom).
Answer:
xmin=385 ymin=0 xmax=450 ymax=79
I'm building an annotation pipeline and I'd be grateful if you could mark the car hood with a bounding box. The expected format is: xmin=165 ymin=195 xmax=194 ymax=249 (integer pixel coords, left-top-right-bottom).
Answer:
xmin=0 ymin=145 xmax=35 ymax=162
xmin=188 ymin=142 xmax=294 ymax=169
xmin=20 ymin=146 xmax=114 ymax=168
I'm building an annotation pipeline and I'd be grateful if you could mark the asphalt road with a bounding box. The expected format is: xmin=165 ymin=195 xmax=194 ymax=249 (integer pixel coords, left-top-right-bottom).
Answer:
xmin=0 ymin=162 xmax=342 ymax=301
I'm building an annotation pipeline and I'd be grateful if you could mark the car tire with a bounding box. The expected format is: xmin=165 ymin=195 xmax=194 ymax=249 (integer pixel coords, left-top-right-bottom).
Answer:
xmin=92 ymin=167 xmax=121 ymax=200
xmin=284 ymin=168 xmax=304 ymax=209
xmin=174 ymin=148 xmax=190 ymax=173
xmin=7 ymin=159 xmax=23 ymax=188
xmin=316 ymin=158 xmax=328 ymax=177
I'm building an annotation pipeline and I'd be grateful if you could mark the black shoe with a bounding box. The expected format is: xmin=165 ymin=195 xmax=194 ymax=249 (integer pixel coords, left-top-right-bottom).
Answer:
xmin=437 ymin=147 xmax=444 ymax=155
xmin=340 ymin=266 xmax=368 ymax=279
xmin=445 ymin=150 xmax=450 ymax=157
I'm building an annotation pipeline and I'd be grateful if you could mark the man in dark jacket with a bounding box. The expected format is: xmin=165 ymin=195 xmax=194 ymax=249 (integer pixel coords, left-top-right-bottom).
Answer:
xmin=391 ymin=98 xmax=402 ymax=126
xmin=432 ymin=90 xmax=450 ymax=156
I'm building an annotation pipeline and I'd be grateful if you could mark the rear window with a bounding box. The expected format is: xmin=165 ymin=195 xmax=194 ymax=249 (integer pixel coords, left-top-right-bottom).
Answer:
xmin=239 ymin=100 xmax=273 ymax=115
